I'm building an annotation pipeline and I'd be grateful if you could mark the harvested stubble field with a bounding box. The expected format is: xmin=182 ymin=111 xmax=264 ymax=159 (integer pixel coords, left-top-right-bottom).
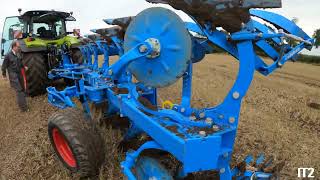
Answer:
xmin=0 ymin=54 xmax=319 ymax=180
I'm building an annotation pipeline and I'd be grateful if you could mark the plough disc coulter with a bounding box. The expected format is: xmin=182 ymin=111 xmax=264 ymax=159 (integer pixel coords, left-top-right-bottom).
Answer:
xmin=46 ymin=0 xmax=314 ymax=179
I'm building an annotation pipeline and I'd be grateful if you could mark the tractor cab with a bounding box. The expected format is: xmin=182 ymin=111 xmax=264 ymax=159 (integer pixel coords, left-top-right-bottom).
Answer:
xmin=1 ymin=10 xmax=76 ymax=61
xmin=20 ymin=11 xmax=76 ymax=39
xmin=1 ymin=10 xmax=81 ymax=96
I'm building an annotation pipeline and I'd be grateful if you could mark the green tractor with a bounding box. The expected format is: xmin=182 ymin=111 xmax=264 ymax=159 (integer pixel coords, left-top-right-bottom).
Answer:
xmin=1 ymin=9 xmax=84 ymax=96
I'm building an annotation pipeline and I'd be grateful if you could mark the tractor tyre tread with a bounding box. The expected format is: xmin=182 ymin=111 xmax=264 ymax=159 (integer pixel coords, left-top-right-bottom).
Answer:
xmin=22 ymin=53 xmax=47 ymax=96
xmin=48 ymin=108 xmax=105 ymax=177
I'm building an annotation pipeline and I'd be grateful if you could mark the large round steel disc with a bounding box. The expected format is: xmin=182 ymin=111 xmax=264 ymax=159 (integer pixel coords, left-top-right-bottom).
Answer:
xmin=124 ymin=7 xmax=192 ymax=88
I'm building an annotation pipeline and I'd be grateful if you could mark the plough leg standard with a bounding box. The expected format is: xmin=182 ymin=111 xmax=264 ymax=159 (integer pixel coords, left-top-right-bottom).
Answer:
xmin=46 ymin=0 xmax=314 ymax=179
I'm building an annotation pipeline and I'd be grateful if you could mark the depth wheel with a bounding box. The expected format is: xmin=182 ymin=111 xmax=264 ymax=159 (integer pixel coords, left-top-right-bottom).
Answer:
xmin=48 ymin=108 xmax=105 ymax=177
xmin=135 ymin=156 xmax=173 ymax=180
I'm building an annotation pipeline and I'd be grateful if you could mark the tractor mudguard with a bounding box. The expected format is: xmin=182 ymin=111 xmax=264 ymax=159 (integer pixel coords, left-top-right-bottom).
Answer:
xmin=19 ymin=36 xmax=83 ymax=53
xmin=18 ymin=39 xmax=47 ymax=53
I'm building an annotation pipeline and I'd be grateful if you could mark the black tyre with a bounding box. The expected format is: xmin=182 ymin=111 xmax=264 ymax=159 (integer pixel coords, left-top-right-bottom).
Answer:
xmin=22 ymin=53 xmax=48 ymax=96
xmin=48 ymin=108 xmax=105 ymax=177
xmin=71 ymin=49 xmax=85 ymax=64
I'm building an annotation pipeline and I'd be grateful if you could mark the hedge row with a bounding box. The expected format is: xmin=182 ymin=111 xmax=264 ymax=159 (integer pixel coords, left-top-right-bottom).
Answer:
xmin=297 ymin=54 xmax=320 ymax=64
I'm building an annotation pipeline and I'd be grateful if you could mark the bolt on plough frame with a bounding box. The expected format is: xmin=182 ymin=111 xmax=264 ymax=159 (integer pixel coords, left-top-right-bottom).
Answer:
xmin=46 ymin=0 xmax=314 ymax=179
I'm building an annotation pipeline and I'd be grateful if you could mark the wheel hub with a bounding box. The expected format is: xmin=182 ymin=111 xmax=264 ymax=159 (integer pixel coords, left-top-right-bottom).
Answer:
xmin=145 ymin=38 xmax=161 ymax=59
xmin=52 ymin=128 xmax=76 ymax=168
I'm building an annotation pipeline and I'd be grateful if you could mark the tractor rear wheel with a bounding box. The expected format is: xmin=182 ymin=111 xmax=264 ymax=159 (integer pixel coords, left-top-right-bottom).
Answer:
xmin=71 ymin=49 xmax=84 ymax=64
xmin=48 ymin=108 xmax=105 ymax=177
xmin=22 ymin=53 xmax=47 ymax=96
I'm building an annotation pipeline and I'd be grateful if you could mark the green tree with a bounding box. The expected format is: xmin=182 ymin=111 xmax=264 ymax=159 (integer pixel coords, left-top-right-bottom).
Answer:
xmin=313 ymin=29 xmax=320 ymax=48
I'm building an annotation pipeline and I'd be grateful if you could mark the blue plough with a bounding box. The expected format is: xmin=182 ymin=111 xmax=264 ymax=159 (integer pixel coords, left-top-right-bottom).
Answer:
xmin=46 ymin=1 xmax=314 ymax=179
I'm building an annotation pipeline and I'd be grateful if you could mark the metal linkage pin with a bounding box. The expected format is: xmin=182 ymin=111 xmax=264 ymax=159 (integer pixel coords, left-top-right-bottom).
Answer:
xmin=139 ymin=45 xmax=148 ymax=53
xmin=232 ymin=92 xmax=240 ymax=99
xmin=199 ymin=112 xmax=206 ymax=119
xmin=212 ymin=125 xmax=220 ymax=131
xmin=220 ymin=168 xmax=225 ymax=174
xmin=199 ymin=131 xmax=206 ymax=137
xmin=205 ymin=117 xmax=213 ymax=125
xmin=229 ymin=117 xmax=236 ymax=124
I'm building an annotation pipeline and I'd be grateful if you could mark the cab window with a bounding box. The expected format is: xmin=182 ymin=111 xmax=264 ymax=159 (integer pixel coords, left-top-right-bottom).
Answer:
xmin=33 ymin=23 xmax=50 ymax=36
xmin=33 ymin=19 xmax=65 ymax=38
xmin=1 ymin=16 xmax=24 ymax=57
xmin=2 ymin=16 xmax=24 ymax=40
xmin=55 ymin=20 xmax=64 ymax=36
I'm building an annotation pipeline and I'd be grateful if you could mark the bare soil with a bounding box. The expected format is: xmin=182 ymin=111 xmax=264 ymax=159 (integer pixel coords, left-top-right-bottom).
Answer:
xmin=0 ymin=54 xmax=319 ymax=179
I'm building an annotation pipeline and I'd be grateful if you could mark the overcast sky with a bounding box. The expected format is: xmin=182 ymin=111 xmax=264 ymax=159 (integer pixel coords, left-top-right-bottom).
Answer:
xmin=0 ymin=0 xmax=319 ymax=55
